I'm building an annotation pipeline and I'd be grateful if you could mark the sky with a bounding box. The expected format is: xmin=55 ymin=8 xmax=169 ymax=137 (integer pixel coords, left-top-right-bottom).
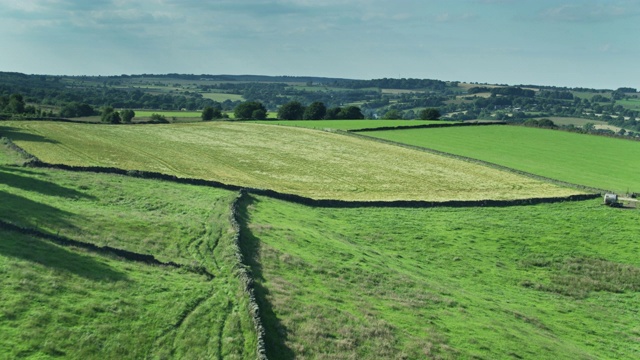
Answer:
xmin=1 ymin=0 xmax=639 ymax=89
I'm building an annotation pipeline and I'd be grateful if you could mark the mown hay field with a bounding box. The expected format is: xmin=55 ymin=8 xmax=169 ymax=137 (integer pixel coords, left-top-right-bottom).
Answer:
xmin=249 ymin=119 xmax=445 ymax=130
xmin=365 ymin=125 xmax=640 ymax=193
xmin=242 ymin=194 xmax=640 ymax=359
xmin=2 ymin=121 xmax=582 ymax=201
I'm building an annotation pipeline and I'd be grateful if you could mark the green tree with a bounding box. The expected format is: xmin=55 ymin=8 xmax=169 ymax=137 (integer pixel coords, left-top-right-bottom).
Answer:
xmin=101 ymin=107 xmax=121 ymax=124
xmin=278 ymin=101 xmax=306 ymax=120
xmin=419 ymin=108 xmax=441 ymax=120
xmin=202 ymin=106 xmax=215 ymax=121
xmin=252 ymin=108 xmax=267 ymax=120
xmin=6 ymin=94 xmax=26 ymax=114
xmin=325 ymin=107 xmax=342 ymax=120
xmin=60 ymin=102 xmax=95 ymax=118
xmin=383 ymin=109 xmax=403 ymax=120
xmin=338 ymin=106 xmax=365 ymax=120
xmin=537 ymin=118 xmax=556 ymax=128
xmin=234 ymin=101 xmax=267 ymax=120
xmin=303 ymin=101 xmax=327 ymax=120
xmin=150 ymin=113 xmax=169 ymax=123
xmin=403 ymin=109 xmax=416 ymax=120
xmin=121 ymin=109 xmax=135 ymax=123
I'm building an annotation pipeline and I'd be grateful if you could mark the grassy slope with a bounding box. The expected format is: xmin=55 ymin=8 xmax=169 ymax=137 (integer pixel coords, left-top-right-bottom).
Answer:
xmin=365 ymin=125 xmax=640 ymax=193
xmin=538 ymin=117 xmax=607 ymax=127
xmin=242 ymin=195 xmax=640 ymax=360
xmin=2 ymin=121 xmax=581 ymax=201
xmin=0 ymin=229 xmax=215 ymax=359
xmin=0 ymin=144 xmax=257 ymax=359
xmin=249 ymin=119 xmax=446 ymax=130
xmin=617 ymin=98 xmax=640 ymax=110
xmin=0 ymin=165 xmax=234 ymax=266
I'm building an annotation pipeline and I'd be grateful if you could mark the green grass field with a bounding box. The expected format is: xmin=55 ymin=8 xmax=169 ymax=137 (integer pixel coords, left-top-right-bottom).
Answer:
xmin=2 ymin=117 xmax=639 ymax=359
xmin=0 ymin=229 xmax=224 ymax=359
xmin=249 ymin=119 xmax=446 ymax=130
xmin=365 ymin=125 xmax=640 ymax=193
xmin=241 ymin=194 xmax=640 ymax=359
xmin=617 ymin=98 xmax=640 ymax=110
xmin=0 ymin=143 xmax=257 ymax=358
xmin=201 ymin=92 xmax=245 ymax=102
xmin=2 ymin=121 xmax=581 ymax=201
xmin=538 ymin=117 xmax=607 ymax=127
xmin=0 ymin=165 xmax=231 ymax=266
xmin=134 ymin=110 xmax=202 ymax=118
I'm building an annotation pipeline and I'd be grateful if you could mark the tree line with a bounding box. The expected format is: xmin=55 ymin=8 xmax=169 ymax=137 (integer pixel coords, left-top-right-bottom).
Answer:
xmin=275 ymin=101 xmax=364 ymax=120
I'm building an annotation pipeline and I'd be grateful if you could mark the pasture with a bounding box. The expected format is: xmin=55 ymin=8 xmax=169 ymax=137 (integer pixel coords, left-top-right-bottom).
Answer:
xmin=249 ymin=119 xmax=445 ymax=130
xmin=201 ymin=92 xmax=245 ymax=102
xmin=134 ymin=110 xmax=202 ymax=118
xmin=2 ymin=119 xmax=638 ymax=359
xmin=617 ymin=98 xmax=640 ymax=110
xmin=365 ymin=125 xmax=640 ymax=193
xmin=538 ymin=117 xmax=607 ymax=127
xmin=242 ymin=194 xmax=640 ymax=359
xmin=0 ymin=229 xmax=225 ymax=359
xmin=0 ymin=144 xmax=257 ymax=358
xmin=2 ymin=121 xmax=582 ymax=201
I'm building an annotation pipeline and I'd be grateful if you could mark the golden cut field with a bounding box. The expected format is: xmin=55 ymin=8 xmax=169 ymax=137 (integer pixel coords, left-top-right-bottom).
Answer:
xmin=2 ymin=121 xmax=583 ymax=201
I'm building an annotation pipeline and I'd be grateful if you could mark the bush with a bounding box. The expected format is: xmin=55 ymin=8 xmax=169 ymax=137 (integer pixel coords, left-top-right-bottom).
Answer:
xmin=150 ymin=113 xmax=169 ymax=123
xmin=419 ymin=108 xmax=441 ymax=120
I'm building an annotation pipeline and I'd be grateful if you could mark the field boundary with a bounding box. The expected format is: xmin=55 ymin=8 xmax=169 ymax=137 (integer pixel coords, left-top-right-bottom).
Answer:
xmin=23 ymin=159 xmax=600 ymax=208
xmin=339 ymin=129 xmax=611 ymax=195
xmin=348 ymin=121 xmax=506 ymax=132
xmin=229 ymin=190 xmax=268 ymax=360
xmin=0 ymin=219 xmax=214 ymax=279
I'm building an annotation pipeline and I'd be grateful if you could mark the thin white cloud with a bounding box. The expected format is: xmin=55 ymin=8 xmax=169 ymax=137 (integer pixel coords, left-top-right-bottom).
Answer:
xmin=541 ymin=2 xmax=640 ymax=22
xmin=0 ymin=0 xmax=63 ymax=12
xmin=0 ymin=0 xmax=638 ymax=89
xmin=436 ymin=12 xmax=476 ymax=23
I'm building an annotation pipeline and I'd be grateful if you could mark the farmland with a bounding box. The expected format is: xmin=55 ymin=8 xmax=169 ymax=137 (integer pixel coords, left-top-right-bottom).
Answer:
xmin=365 ymin=125 xmax=640 ymax=193
xmin=536 ymin=117 xmax=608 ymax=128
xmin=2 ymin=117 xmax=639 ymax=359
xmin=249 ymin=119 xmax=446 ymax=130
xmin=134 ymin=110 xmax=202 ymax=118
xmin=241 ymin=194 xmax=640 ymax=359
xmin=202 ymin=93 xmax=245 ymax=102
xmin=1 ymin=121 xmax=581 ymax=201
xmin=617 ymin=98 xmax=640 ymax=110
xmin=0 ymin=144 xmax=257 ymax=358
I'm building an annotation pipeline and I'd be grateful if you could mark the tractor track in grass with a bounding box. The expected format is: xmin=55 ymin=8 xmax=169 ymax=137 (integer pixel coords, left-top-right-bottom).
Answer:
xmin=217 ymin=300 xmax=233 ymax=360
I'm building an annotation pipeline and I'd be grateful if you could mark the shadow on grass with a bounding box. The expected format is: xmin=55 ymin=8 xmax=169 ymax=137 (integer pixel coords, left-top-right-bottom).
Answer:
xmin=0 ymin=189 xmax=125 ymax=281
xmin=0 ymin=166 xmax=95 ymax=199
xmin=0 ymin=126 xmax=59 ymax=144
xmin=238 ymin=195 xmax=295 ymax=360
xmin=0 ymin=228 xmax=127 ymax=281
xmin=0 ymin=191 xmax=83 ymax=231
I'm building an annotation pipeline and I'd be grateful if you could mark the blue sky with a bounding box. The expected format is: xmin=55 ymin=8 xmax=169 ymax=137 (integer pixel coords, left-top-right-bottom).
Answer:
xmin=1 ymin=0 xmax=638 ymax=89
